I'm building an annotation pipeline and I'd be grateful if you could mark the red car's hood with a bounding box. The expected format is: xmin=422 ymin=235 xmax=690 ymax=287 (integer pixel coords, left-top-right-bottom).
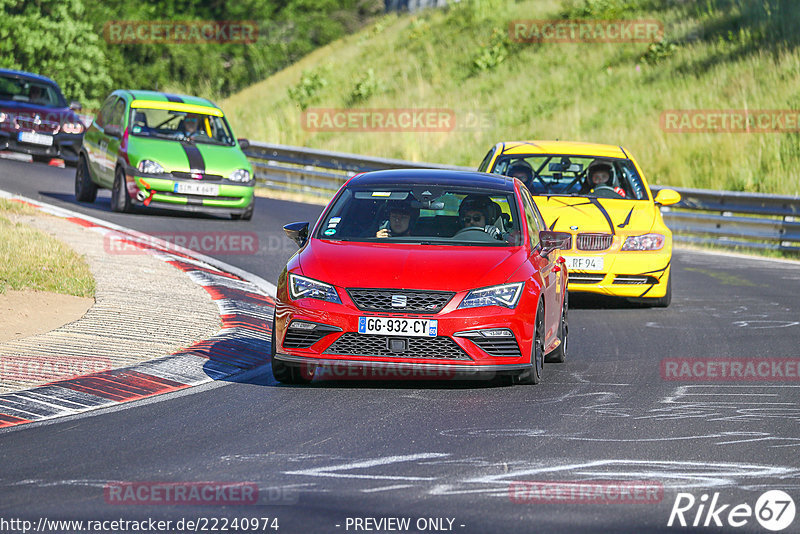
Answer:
xmin=298 ymin=239 xmax=529 ymax=291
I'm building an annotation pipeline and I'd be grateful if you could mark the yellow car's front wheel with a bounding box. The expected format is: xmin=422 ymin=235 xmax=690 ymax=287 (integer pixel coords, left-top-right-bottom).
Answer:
xmin=630 ymin=272 xmax=672 ymax=308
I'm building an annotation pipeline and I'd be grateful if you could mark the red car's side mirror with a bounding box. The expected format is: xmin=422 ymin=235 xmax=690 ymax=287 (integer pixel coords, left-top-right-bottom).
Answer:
xmin=538 ymin=230 xmax=571 ymax=258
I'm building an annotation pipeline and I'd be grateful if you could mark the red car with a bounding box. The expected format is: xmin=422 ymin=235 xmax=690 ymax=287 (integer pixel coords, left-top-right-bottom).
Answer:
xmin=272 ymin=169 xmax=570 ymax=385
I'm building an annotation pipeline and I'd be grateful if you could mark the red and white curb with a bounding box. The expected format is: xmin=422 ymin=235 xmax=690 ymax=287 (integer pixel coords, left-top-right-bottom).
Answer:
xmin=0 ymin=191 xmax=276 ymax=429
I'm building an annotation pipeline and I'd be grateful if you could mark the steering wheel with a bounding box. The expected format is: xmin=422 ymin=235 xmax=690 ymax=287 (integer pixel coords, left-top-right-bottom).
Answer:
xmin=592 ymin=185 xmax=625 ymax=199
xmin=453 ymin=226 xmax=501 ymax=242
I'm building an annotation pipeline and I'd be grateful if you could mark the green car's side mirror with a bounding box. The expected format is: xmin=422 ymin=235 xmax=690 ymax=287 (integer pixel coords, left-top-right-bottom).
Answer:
xmin=654 ymin=189 xmax=681 ymax=206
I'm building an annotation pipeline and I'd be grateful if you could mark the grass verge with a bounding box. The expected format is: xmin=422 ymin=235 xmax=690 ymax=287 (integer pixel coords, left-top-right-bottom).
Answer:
xmin=223 ymin=0 xmax=800 ymax=196
xmin=0 ymin=199 xmax=95 ymax=297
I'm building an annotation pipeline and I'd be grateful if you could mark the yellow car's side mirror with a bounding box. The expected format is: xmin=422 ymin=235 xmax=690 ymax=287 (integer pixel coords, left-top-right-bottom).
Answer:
xmin=654 ymin=189 xmax=681 ymax=206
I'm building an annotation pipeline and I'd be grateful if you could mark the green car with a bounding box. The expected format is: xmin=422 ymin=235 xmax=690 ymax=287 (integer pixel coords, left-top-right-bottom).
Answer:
xmin=75 ymin=90 xmax=255 ymax=220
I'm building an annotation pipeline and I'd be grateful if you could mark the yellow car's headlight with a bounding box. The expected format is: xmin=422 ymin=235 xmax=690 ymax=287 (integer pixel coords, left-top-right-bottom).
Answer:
xmin=622 ymin=234 xmax=665 ymax=251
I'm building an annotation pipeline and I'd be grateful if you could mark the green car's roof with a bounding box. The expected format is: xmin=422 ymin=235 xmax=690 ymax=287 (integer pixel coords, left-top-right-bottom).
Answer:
xmin=122 ymin=90 xmax=219 ymax=110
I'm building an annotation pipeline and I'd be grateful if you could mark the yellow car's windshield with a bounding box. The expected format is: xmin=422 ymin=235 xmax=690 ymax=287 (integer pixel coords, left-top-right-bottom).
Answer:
xmin=492 ymin=155 xmax=648 ymax=200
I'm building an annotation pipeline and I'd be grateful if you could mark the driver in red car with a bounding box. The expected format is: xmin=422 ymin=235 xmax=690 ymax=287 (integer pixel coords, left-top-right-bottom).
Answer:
xmin=458 ymin=195 xmax=503 ymax=238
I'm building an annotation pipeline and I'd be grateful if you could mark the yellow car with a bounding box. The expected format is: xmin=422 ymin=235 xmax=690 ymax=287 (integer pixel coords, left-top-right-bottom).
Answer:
xmin=478 ymin=140 xmax=680 ymax=306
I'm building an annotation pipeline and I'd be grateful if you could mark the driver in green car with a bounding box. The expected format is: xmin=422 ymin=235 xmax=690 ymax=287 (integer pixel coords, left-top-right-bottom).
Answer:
xmin=181 ymin=114 xmax=201 ymax=138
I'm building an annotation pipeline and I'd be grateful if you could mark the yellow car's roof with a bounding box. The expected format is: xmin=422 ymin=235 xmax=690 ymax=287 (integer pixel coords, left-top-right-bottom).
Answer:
xmin=498 ymin=140 xmax=627 ymax=159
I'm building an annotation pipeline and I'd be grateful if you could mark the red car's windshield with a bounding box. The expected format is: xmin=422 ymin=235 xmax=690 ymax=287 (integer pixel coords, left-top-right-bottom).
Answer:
xmin=316 ymin=187 xmax=523 ymax=246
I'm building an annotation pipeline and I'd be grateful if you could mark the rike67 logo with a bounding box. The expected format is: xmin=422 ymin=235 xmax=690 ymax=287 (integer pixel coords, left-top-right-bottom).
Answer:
xmin=668 ymin=490 xmax=795 ymax=531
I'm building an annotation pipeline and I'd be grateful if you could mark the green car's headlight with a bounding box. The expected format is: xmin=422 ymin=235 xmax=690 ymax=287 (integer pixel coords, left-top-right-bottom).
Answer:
xmin=137 ymin=160 xmax=165 ymax=174
xmin=229 ymin=169 xmax=251 ymax=183
xmin=288 ymin=273 xmax=342 ymax=304
xmin=458 ymin=282 xmax=524 ymax=310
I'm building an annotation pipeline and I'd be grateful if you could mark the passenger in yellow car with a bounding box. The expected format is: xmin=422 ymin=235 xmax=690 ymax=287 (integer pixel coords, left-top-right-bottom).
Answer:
xmin=507 ymin=160 xmax=534 ymax=189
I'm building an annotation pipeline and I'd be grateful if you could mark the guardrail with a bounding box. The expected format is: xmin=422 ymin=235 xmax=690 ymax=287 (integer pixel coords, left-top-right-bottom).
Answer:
xmin=245 ymin=141 xmax=800 ymax=254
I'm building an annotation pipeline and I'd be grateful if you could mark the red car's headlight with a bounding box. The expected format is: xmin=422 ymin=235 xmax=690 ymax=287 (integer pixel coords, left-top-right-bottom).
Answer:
xmin=288 ymin=273 xmax=342 ymax=304
xmin=458 ymin=282 xmax=524 ymax=310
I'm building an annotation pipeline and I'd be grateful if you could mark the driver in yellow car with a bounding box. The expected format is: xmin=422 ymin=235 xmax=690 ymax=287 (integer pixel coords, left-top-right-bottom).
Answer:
xmin=582 ymin=161 xmax=626 ymax=197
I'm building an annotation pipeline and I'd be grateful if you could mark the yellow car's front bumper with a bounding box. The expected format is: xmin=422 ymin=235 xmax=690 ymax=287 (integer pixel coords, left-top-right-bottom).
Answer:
xmin=564 ymin=248 xmax=672 ymax=298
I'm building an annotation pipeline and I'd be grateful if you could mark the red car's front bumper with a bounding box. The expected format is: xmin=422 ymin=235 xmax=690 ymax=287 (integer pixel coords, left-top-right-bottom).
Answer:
xmin=273 ymin=279 xmax=539 ymax=378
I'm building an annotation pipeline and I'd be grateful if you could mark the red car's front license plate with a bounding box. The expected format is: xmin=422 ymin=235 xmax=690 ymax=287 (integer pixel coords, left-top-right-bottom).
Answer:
xmin=358 ymin=317 xmax=438 ymax=337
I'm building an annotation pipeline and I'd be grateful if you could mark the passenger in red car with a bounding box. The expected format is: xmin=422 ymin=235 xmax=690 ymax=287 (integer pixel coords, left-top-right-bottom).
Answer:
xmin=376 ymin=204 xmax=418 ymax=238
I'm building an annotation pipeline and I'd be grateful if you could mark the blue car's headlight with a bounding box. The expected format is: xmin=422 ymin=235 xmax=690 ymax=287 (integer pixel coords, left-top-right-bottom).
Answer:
xmin=458 ymin=282 xmax=524 ymax=309
xmin=229 ymin=169 xmax=251 ymax=183
xmin=288 ymin=273 xmax=342 ymax=304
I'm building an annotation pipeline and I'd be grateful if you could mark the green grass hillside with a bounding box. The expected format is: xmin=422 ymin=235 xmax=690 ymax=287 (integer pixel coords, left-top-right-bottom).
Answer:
xmin=222 ymin=0 xmax=800 ymax=195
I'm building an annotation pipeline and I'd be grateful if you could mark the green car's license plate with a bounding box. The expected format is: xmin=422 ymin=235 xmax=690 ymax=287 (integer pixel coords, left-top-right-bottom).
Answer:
xmin=174 ymin=182 xmax=219 ymax=196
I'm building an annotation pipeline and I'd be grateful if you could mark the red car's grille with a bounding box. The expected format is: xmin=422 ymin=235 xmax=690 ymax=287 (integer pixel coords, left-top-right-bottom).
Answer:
xmin=347 ymin=289 xmax=454 ymax=314
xmin=576 ymin=233 xmax=613 ymax=251
xmin=467 ymin=337 xmax=521 ymax=358
xmin=282 ymin=323 xmax=341 ymax=349
xmin=14 ymin=117 xmax=60 ymax=133
xmin=324 ymin=333 xmax=471 ymax=360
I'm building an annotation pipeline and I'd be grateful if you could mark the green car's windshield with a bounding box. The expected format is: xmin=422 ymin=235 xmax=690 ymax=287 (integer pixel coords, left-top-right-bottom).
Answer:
xmin=317 ymin=187 xmax=523 ymax=246
xmin=492 ymin=155 xmax=649 ymax=200
xmin=129 ymin=108 xmax=235 ymax=146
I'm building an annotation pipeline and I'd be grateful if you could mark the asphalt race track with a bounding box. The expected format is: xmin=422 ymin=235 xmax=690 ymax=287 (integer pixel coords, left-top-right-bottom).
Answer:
xmin=1 ymin=157 xmax=799 ymax=533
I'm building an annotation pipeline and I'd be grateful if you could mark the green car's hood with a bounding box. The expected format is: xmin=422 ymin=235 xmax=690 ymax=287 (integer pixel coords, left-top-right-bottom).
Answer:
xmin=128 ymin=136 xmax=251 ymax=177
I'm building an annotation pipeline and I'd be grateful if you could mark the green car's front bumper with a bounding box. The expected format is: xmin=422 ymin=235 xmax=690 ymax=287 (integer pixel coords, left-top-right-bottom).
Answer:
xmin=125 ymin=168 xmax=254 ymax=215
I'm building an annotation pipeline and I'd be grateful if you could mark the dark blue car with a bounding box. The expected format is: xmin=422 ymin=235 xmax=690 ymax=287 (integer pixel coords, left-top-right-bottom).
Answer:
xmin=0 ymin=69 xmax=85 ymax=165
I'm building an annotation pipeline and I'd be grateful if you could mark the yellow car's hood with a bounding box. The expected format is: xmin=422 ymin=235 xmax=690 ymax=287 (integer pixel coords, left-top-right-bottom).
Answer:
xmin=534 ymin=196 xmax=656 ymax=234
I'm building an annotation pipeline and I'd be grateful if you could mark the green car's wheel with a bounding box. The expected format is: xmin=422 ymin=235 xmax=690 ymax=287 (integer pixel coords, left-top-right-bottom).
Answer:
xmin=515 ymin=300 xmax=544 ymax=385
xmin=74 ymin=155 xmax=97 ymax=203
xmin=111 ymin=167 xmax=132 ymax=213
xmin=231 ymin=202 xmax=254 ymax=221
